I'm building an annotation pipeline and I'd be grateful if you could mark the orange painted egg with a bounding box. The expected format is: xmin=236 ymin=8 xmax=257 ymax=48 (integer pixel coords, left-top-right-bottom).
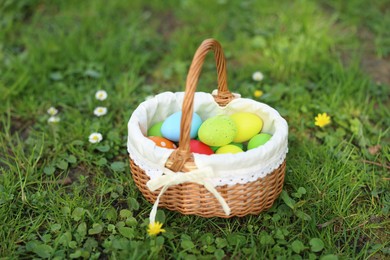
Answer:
xmin=148 ymin=136 xmax=177 ymax=149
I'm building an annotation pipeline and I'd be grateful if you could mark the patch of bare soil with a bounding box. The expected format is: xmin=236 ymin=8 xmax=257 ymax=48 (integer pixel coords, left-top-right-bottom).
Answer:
xmin=156 ymin=10 xmax=181 ymax=40
xmin=358 ymin=29 xmax=390 ymax=85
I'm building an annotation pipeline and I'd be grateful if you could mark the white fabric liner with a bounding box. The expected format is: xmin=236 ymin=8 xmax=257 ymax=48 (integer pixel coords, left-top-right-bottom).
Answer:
xmin=127 ymin=91 xmax=288 ymax=187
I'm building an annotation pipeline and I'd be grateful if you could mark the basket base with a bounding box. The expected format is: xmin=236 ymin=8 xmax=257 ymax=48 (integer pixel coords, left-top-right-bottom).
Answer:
xmin=129 ymin=158 xmax=286 ymax=218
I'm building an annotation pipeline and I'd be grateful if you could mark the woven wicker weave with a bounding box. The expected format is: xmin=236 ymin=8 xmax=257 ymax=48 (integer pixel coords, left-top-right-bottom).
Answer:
xmin=129 ymin=39 xmax=286 ymax=218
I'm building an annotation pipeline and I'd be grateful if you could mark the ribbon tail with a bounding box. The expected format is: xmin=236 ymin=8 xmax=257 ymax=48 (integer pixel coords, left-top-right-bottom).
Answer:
xmin=204 ymin=182 xmax=231 ymax=216
xmin=149 ymin=185 xmax=169 ymax=224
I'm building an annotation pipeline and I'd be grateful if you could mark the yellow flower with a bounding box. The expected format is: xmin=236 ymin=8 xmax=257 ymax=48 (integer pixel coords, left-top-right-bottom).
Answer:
xmin=254 ymin=90 xmax=263 ymax=98
xmin=315 ymin=113 xmax=331 ymax=128
xmin=147 ymin=221 xmax=165 ymax=236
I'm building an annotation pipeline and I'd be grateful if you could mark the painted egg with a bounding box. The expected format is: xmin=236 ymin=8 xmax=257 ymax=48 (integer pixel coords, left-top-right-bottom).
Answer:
xmin=210 ymin=145 xmax=220 ymax=152
xmin=189 ymin=140 xmax=214 ymax=155
xmin=148 ymin=136 xmax=177 ymax=149
xmin=147 ymin=121 xmax=163 ymax=137
xmin=161 ymin=111 xmax=202 ymax=142
xmin=230 ymin=142 xmax=245 ymax=150
xmin=216 ymin=144 xmax=244 ymax=154
xmin=230 ymin=112 xmax=263 ymax=143
xmin=198 ymin=115 xmax=237 ymax=146
xmin=247 ymin=133 xmax=272 ymax=150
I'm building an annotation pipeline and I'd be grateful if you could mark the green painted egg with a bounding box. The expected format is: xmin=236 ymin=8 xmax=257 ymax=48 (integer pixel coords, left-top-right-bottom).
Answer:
xmin=230 ymin=112 xmax=263 ymax=143
xmin=198 ymin=115 xmax=237 ymax=147
xmin=247 ymin=133 xmax=272 ymax=149
xmin=210 ymin=145 xmax=220 ymax=152
xmin=230 ymin=142 xmax=245 ymax=150
xmin=147 ymin=121 xmax=163 ymax=137
xmin=216 ymin=144 xmax=244 ymax=154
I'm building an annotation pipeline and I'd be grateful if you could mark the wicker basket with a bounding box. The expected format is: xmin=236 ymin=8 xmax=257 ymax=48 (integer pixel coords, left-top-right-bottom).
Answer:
xmin=128 ymin=39 xmax=287 ymax=218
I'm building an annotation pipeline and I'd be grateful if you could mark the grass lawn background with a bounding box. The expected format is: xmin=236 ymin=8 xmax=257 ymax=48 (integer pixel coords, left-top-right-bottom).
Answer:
xmin=0 ymin=0 xmax=389 ymax=259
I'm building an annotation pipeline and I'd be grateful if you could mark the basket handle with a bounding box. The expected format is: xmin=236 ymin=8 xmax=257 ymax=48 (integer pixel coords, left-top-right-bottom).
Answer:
xmin=167 ymin=39 xmax=235 ymax=172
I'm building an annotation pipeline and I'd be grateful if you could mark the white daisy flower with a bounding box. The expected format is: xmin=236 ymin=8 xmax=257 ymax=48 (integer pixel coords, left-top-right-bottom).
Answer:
xmin=95 ymin=90 xmax=108 ymax=101
xmin=93 ymin=106 xmax=107 ymax=117
xmin=252 ymin=71 xmax=264 ymax=82
xmin=89 ymin=132 xmax=103 ymax=143
xmin=47 ymin=107 xmax=58 ymax=116
xmin=48 ymin=116 xmax=60 ymax=123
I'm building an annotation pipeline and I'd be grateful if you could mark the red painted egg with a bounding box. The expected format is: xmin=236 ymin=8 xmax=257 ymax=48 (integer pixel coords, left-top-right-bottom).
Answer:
xmin=148 ymin=136 xmax=177 ymax=149
xmin=189 ymin=140 xmax=214 ymax=155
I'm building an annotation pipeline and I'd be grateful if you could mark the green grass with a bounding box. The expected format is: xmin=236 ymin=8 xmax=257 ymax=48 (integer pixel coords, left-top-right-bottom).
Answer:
xmin=1 ymin=0 xmax=389 ymax=259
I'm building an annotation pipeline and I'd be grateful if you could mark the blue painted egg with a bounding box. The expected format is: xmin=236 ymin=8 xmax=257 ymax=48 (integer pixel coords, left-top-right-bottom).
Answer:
xmin=161 ymin=111 xmax=202 ymax=142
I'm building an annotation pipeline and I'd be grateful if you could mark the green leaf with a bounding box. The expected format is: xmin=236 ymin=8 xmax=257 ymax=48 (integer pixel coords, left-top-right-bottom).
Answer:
xmin=110 ymin=161 xmax=126 ymax=172
xmin=155 ymin=209 xmax=165 ymax=223
xmin=50 ymin=223 xmax=61 ymax=232
xmin=125 ymin=217 xmax=137 ymax=226
xmin=71 ymin=207 xmax=85 ymax=221
xmin=71 ymin=140 xmax=84 ymax=146
xmin=155 ymin=236 xmax=165 ymax=247
xmin=33 ymin=244 xmax=53 ymax=258
xmin=291 ymin=240 xmax=305 ymax=253
xmin=68 ymin=241 xmax=77 ymax=249
xmin=26 ymin=240 xmax=39 ymax=251
xmin=76 ymin=222 xmax=87 ymax=239
xmin=107 ymin=224 xmax=116 ymax=233
xmin=43 ymin=165 xmax=55 ymax=176
xmin=272 ymin=213 xmax=281 ymax=222
xmin=41 ymin=234 xmax=51 ymax=243
xmin=84 ymin=237 xmax=98 ymax=251
xmin=295 ymin=210 xmax=312 ymax=221
xmin=118 ymin=226 xmax=135 ymax=239
xmin=280 ymin=190 xmax=296 ymax=209
xmin=259 ymin=231 xmax=275 ymax=245
xmin=274 ymin=229 xmax=285 ymax=240
xmin=56 ymin=159 xmax=69 ymax=170
xmin=96 ymin=144 xmax=110 ymax=152
xmin=227 ymin=234 xmax=246 ymax=246
xmin=56 ymin=232 xmax=72 ymax=246
xmin=309 ymin=238 xmax=324 ymax=252
xmin=215 ymin=238 xmax=228 ymax=249
xmin=297 ymin=187 xmax=306 ymax=195
xmin=69 ymin=249 xmax=82 ymax=259
xmin=84 ymin=69 xmax=101 ymax=78
xmin=111 ymin=237 xmax=129 ymax=250
xmin=120 ymin=209 xmax=132 ymax=219
xmin=181 ymin=240 xmax=195 ymax=250
xmin=61 ymin=206 xmax=71 ymax=215
xmin=214 ymin=249 xmax=225 ymax=260
xmin=128 ymin=197 xmax=140 ymax=211
xmin=50 ymin=72 xmax=63 ymax=81
xmin=206 ymin=245 xmax=216 ymax=253
xmin=103 ymin=207 xmax=118 ymax=222
xmin=67 ymin=155 xmax=77 ymax=164
xmin=88 ymin=223 xmax=103 ymax=235
xmin=96 ymin=158 xmax=107 ymax=166
xmin=320 ymin=254 xmax=338 ymax=260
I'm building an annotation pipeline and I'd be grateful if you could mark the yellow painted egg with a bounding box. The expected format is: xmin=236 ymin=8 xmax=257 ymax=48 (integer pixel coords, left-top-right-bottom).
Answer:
xmin=216 ymin=144 xmax=244 ymax=154
xmin=230 ymin=112 xmax=263 ymax=143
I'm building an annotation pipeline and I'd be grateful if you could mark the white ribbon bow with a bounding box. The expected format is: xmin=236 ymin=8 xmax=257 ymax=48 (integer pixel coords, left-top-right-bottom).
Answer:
xmin=146 ymin=167 xmax=231 ymax=223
